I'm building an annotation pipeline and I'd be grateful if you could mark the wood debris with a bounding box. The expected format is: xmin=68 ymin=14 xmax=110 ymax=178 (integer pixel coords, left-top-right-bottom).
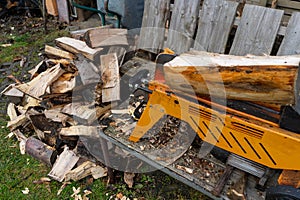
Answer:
xmin=15 ymin=63 xmax=65 ymax=99
xmin=55 ymin=37 xmax=103 ymax=60
xmin=176 ymin=165 xmax=194 ymax=174
xmin=124 ymin=172 xmax=135 ymax=188
xmin=65 ymin=161 xmax=107 ymax=181
xmin=48 ymin=146 xmax=79 ymax=182
xmin=45 ymin=45 xmax=76 ymax=60
xmin=100 ymin=53 xmax=120 ymax=102
xmin=2 ymin=28 xmax=138 ymax=186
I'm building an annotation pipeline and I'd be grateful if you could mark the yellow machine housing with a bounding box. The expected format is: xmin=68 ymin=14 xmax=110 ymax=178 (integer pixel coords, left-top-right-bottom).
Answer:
xmin=129 ymin=81 xmax=300 ymax=171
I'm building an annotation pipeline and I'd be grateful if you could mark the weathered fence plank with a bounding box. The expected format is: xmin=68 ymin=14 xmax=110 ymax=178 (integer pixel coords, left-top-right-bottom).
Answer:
xmin=277 ymin=12 xmax=300 ymax=56
xmin=229 ymin=5 xmax=283 ymax=55
xmin=193 ymin=0 xmax=238 ymax=54
xmin=137 ymin=0 xmax=170 ymax=54
xmin=164 ymin=0 xmax=201 ymax=54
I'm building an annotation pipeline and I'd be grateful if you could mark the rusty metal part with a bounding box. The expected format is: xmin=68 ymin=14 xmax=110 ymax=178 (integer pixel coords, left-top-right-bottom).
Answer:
xmin=212 ymin=165 xmax=234 ymax=196
xmin=278 ymin=170 xmax=300 ymax=188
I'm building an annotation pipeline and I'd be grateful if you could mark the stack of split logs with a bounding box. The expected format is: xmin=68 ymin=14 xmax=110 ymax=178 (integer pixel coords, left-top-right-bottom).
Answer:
xmin=2 ymin=26 xmax=137 ymax=184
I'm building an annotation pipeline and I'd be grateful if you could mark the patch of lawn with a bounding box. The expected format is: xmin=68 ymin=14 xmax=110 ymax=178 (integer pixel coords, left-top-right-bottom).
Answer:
xmin=0 ymin=29 xmax=69 ymax=64
xmin=0 ymin=118 xmax=110 ymax=199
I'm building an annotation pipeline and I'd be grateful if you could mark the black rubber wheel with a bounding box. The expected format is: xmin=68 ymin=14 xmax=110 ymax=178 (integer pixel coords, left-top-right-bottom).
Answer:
xmin=266 ymin=185 xmax=300 ymax=200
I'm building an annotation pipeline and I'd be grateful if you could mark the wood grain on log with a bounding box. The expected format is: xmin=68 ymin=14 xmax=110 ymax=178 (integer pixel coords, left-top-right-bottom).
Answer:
xmin=84 ymin=28 xmax=128 ymax=48
xmin=164 ymin=51 xmax=300 ymax=105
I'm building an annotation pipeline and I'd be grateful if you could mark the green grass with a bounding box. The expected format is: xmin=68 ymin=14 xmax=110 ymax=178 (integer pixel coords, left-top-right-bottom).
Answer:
xmin=0 ymin=119 xmax=113 ymax=200
xmin=0 ymin=29 xmax=69 ymax=64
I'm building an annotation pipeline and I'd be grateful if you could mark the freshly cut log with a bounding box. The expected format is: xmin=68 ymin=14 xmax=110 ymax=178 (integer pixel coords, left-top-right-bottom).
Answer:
xmin=6 ymin=103 xmax=27 ymax=141
xmin=7 ymin=114 xmax=29 ymax=131
xmin=75 ymin=58 xmax=100 ymax=85
xmin=70 ymin=25 xmax=113 ymax=40
xmin=7 ymin=103 xmax=18 ymax=120
xmin=46 ymin=59 xmax=72 ymax=66
xmin=84 ymin=28 xmax=128 ymax=48
xmin=108 ymin=46 xmax=126 ymax=66
xmin=44 ymin=107 xmax=76 ymax=126
xmin=1 ymin=84 xmax=24 ymax=104
xmin=55 ymin=37 xmax=103 ymax=60
xmin=51 ymin=73 xmax=76 ymax=94
xmin=164 ymin=51 xmax=300 ymax=105
xmin=60 ymin=125 xmax=99 ymax=137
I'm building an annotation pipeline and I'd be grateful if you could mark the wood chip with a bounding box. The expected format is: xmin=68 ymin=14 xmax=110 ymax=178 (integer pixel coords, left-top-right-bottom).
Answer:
xmin=91 ymin=165 xmax=107 ymax=179
xmin=176 ymin=165 xmax=194 ymax=174
xmin=124 ymin=172 xmax=135 ymax=188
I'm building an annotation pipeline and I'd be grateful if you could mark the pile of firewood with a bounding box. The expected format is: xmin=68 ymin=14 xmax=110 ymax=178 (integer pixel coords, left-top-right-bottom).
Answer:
xmin=2 ymin=26 xmax=137 ymax=185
